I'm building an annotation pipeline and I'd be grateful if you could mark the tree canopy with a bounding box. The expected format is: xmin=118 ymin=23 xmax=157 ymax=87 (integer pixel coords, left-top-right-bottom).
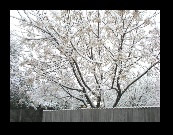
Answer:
xmin=10 ymin=10 xmax=160 ymax=109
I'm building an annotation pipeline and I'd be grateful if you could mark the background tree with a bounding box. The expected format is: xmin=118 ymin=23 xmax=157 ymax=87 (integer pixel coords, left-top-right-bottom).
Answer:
xmin=10 ymin=31 xmax=37 ymax=109
xmin=118 ymin=68 xmax=160 ymax=107
xmin=10 ymin=10 xmax=160 ymax=109
xmin=10 ymin=31 xmax=27 ymax=108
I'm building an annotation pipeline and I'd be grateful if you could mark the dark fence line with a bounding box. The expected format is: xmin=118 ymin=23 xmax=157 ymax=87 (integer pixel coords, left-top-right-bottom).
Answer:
xmin=10 ymin=109 xmax=43 ymax=122
xmin=42 ymin=107 xmax=160 ymax=122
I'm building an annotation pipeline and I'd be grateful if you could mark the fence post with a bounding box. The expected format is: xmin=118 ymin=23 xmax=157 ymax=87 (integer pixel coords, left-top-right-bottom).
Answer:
xmin=19 ymin=109 xmax=22 ymax=122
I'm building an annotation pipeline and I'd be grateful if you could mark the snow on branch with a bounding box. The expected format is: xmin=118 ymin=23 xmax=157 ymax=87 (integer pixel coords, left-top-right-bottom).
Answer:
xmin=59 ymin=83 xmax=83 ymax=92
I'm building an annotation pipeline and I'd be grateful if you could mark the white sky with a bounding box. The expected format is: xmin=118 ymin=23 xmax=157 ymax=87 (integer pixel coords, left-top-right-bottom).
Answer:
xmin=10 ymin=10 xmax=20 ymax=31
xmin=10 ymin=10 xmax=160 ymax=31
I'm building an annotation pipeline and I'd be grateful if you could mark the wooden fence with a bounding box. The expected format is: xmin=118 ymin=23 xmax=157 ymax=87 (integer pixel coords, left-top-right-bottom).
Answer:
xmin=42 ymin=107 xmax=160 ymax=122
xmin=10 ymin=109 xmax=43 ymax=122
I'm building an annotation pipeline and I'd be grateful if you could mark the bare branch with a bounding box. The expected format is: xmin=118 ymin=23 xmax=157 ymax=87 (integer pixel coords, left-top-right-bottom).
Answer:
xmin=60 ymin=83 xmax=83 ymax=92
xmin=69 ymin=60 xmax=96 ymax=108
xmin=10 ymin=16 xmax=25 ymax=21
xmin=72 ymin=58 xmax=97 ymax=97
xmin=111 ymin=64 xmax=118 ymax=89
xmin=60 ymin=85 xmax=88 ymax=107
xmin=25 ymin=37 xmax=48 ymax=41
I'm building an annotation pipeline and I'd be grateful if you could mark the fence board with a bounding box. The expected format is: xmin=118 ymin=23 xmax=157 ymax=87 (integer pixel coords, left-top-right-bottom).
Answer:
xmin=42 ymin=107 xmax=160 ymax=122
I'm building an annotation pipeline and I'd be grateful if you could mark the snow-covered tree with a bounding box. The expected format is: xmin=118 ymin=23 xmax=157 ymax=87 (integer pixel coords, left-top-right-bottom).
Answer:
xmin=10 ymin=10 xmax=160 ymax=109
xmin=10 ymin=31 xmax=27 ymax=108
xmin=118 ymin=68 xmax=160 ymax=107
xmin=10 ymin=31 xmax=38 ymax=109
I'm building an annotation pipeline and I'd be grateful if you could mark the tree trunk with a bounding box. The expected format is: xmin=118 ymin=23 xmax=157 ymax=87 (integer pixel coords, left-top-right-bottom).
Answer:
xmin=96 ymin=96 xmax=101 ymax=108
xmin=113 ymin=94 xmax=121 ymax=108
